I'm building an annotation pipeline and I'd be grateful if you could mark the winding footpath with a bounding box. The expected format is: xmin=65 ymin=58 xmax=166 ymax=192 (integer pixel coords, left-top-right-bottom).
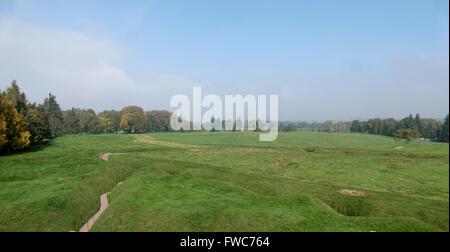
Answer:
xmin=79 ymin=182 xmax=123 ymax=232
xmin=79 ymin=137 xmax=206 ymax=232
xmin=79 ymin=193 xmax=110 ymax=232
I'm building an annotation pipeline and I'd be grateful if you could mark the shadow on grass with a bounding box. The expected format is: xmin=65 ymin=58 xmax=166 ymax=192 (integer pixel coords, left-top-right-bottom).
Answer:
xmin=0 ymin=139 xmax=54 ymax=157
xmin=26 ymin=139 xmax=53 ymax=152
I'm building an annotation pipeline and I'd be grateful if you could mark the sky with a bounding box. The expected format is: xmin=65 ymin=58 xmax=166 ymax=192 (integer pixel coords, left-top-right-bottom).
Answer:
xmin=0 ymin=0 xmax=448 ymax=121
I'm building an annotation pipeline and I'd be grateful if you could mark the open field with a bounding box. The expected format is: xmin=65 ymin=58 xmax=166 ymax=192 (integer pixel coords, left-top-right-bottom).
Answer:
xmin=0 ymin=132 xmax=448 ymax=232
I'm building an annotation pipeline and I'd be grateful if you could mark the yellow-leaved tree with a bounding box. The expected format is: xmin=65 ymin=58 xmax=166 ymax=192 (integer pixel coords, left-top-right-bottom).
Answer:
xmin=0 ymin=93 xmax=31 ymax=154
xmin=119 ymin=106 xmax=146 ymax=134
xmin=98 ymin=116 xmax=115 ymax=134
xmin=0 ymin=113 xmax=7 ymax=149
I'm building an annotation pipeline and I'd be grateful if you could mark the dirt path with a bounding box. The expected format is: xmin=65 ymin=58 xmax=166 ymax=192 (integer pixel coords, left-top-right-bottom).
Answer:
xmin=79 ymin=182 xmax=122 ymax=232
xmin=135 ymin=135 xmax=282 ymax=154
xmin=136 ymin=135 xmax=206 ymax=149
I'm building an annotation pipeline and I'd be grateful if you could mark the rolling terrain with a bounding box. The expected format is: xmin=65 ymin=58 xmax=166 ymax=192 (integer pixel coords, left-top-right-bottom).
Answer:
xmin=0 ymin=132 xmax=448 ymax=232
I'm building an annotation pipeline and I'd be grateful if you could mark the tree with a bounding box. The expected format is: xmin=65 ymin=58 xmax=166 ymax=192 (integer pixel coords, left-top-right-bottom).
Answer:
xmin=120 ymin=106 xmax=146 ymax=133
xmin=360 ymin=121 xmax=369 ymax=133
xmin=38 ymin=94 xmax=64 ymax=138
xmin=145 ymin=110 xmax=173 ymax=132
xmin=421 ymin=119 xmax=441 ymax=140
xmin=3 ymin=80 xmax=29 ymax=118
xmin=365 ymin=118 xmax=383 ymax=135
xmin=415 ymin=114 xmax=422 ymax=134
xmin=119 ymin=113 xmax=132 ymax=133
xmin=3 ymin=81 xmax=46 ymax=144
xmin=382 ymin=118 xmax=398 ymax=137
xmin=335 ymin=121 xmax=348 ymax=133
xmin=79 ymin=109 xmax=102 ymax=134
xmin=27 ymin=109 xmax=47 ymax=144
xmin=439 ymin=114 xmax=449 ymax=142
xmin=321 ymin=120 xmax=334 ymax=133
xmin=62 ymin=108 xmax=80 ymax=134
xmin=350 ymin=120 xmax=361 ymax=133
xmin=210 ymin=117 xmax=217 ymax=132
xmin=277 ymin=122 xmax=285 ymax=132
xmin=400 ymin=114 xmax=415 ymax=130
xmin=98 ymin=116 xmax=115 ymax=133
xmin=234 ymin=118 xmax=243 ymax=132
xmin=0 ymin=93 xmax=31 ymax=154
xmin=286 ymin=122 xmax=297 ymax=132
xmin=254 ymin=120 xmax=262 ymax=132
xmin=374 ymin=118 xmax=384 ymax=135
xmin=279 ymin=122 xmax=296 ymax=132
xmin=98 ymin=110 xmax=121 ymax=133
xmin=0 ymin=115 xmax=6 ymax=150
xmin=393 ymin=129 xmax=420 ymax=143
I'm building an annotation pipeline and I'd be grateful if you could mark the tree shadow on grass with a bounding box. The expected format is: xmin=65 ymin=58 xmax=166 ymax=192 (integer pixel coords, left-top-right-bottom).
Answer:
xmin=25 ymin=140 xmax=54 ymax=153
xmin=0 ymin=139 xmax=54 ymax=157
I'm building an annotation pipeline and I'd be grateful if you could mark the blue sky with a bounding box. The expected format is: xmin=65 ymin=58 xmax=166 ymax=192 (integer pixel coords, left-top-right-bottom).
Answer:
xmin=0 ymin=0 xmax=449 ymax=120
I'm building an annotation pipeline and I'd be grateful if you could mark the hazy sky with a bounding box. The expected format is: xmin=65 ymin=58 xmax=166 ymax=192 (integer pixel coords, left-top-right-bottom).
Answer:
xmin=0 ymin=0 xmax=448 ymax=121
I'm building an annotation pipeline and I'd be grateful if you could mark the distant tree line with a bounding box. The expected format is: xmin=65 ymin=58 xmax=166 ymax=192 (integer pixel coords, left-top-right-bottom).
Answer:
xmin=289 ymin=114 xmax=449 ymax=143
xmin=293 ymin=121 xmax=353 ymax=133
xmin=278 ymin=122 xmax=298 ymax=132
xmin=0 ymin=81 xmax=177 ymax=154
xmin=349 ymin=114 xmax=448 ymax=142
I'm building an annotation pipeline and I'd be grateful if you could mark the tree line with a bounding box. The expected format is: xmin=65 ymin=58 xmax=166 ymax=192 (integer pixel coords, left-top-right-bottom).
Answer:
xmin=0 ymin=81 xmax=175 ymax=154
xmin=1 ymin=80 xmax=449 ymax=154
xmin=349 ymin=114 xmax=448 ymax=142
xmin=289 ymin=114 xmax=449 ymax=143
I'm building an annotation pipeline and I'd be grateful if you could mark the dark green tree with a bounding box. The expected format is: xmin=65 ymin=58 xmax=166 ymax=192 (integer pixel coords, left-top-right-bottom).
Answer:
xmin=62 ymin=108 xmax=80 ymax=134
xmin=350 ymin=120 xmax=361 ymax=133
xmin=38 ymin=94 xmax=64 ymax=138
xmin=360 ymin=121 xmax=369 ymax=133
xmin=415 ymin=114 xmax=422 ymax=134
xmin=27 ymin=108 xmax=47 ymax=144
xmin=382 ymin=118 xmax=398 ymax=137
xmin=400 ymin=114 xmax=415 ymax=130
xmin=420 ymin=119 xmax=441 ymax=139
xmin=145 ymin=110 xmax=173 ymax=132
xmin=79 ymin=109 xmax=102 ymax=134
xmin=439 ymin=114 xmax=449 ymax=142
xmin=279 ymin=122 xmax=297 ymax=132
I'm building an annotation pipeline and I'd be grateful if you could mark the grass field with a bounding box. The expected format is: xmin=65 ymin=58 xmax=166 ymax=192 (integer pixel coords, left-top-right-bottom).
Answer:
xmin=0 ymin=132 xmax=448 ymax=232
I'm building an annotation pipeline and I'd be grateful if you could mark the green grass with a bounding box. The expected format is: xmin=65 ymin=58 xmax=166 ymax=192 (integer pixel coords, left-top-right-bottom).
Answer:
xmin=0 ymin=132 xmax=448 ymax=232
